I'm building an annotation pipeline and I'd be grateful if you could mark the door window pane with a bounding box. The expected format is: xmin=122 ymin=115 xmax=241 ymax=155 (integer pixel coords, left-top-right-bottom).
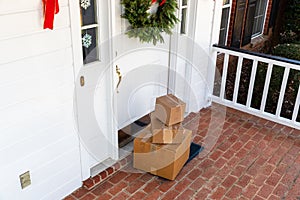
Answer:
xmin=79 ymin=0 xmax=99 ymax=64
xmin=181 ymin=8 xmax=187 ymax=34
xmin=80 ymin=0 xmax=97 ymax=26
xmin=219 ymin=7 xmax=230 ymax=45
xmin=252 ymin=0 xmax=267 ymax=36
xmin=82 ymin=28 xmax=98 ymax=64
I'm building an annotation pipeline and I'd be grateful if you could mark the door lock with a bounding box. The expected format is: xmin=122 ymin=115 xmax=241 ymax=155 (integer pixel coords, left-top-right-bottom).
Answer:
xmin=80 ymin=76 xmax=85 ymax=87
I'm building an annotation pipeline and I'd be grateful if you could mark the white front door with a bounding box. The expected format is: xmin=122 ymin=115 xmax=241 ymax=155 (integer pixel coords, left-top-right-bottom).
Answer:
xmin=112 ymin=2 xmax=172 ymax=130
xmin=70 ymin=0 xmax=117 ymax=179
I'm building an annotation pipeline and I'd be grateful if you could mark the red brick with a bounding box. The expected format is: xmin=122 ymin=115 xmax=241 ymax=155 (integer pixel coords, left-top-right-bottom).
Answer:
xmin=73 ymin=187 xmax=89 ymax=199
xmin=106 ymin=167 xmax=114 ymax=176
xmin=161 ymin=189 xmax=180 ymax=200
xmin=217 ymin=165 xmax=232 ymax=179
xmin=273 ymin=183 xmax=288 ymax=197
xmin=227 ymin=156 xmax=240 ymax=168
xmin=92 ymin=182 xmax=113 ymax=196
xmin=113 ymin=163 xmax=121 ymax=171
xmin=139 ymin=173 xmax=153 ymax=182
xmin=187 ymin=168 xmax=202 ymax=180
xmin=190 ymin=177 xmax=206 ymax=190
xmin=112 ymin=192 xmax=130 ymax=200
xmin=80 ymin=193 xmax=96 ymax=200
xmin=99 ymin=171 xmax=107 ymax=180
xmin=194 ymin=187 xmax=211 ymax=199
xmin=92 ymin=175 xmax=101 ymax=185
xmin=223 ymin=149 xmax=235 ymax=159
xmin=210 ymin=187 xmax=226 ymax=199
xmin=202 ymin=166 xmax=218 ymax=180
xmin=244 ymin=140 xmax=255 ymax=150
xmin=209 ymin=149 xmax=223 ymax=160
xmin=158 ymin=180 xmax=176 ymax=193
xmin=108 ymin=181 xmax=127 ymax=196
xmin=174 ymin=179 xmax=192 ymax=192
xmin=128 ymin=191 xmax=147 ymax=200
xmin=262 ymin=164 xmax=275 ymax=176
xmin=253 ymin=195 xmax=265 ymax=200
xmin=253 ymin=174 xmax=268 ymax=187
xmin=232 ymin=141 xmax=244 ymax=152
xmin=265 ymin=173 xmax=282 ymax=187
xmin=215 ymin=157 xmax=227 ymax=168
xmin=242 ymin=184 xmax=259 ymax=199
xmin=257 ymin=184 xmax=274 ymax=198
xmin=176 ymin=188 xmax=194 ymax=200
xmin=237 ymin=174 xmax=252 ymax=188
xmin=269 ymin=195 xmax=281 ymax=200
xmin=126 ymin=180 xmax=145 ymax=194
xmin=231 ymin=165 xmax=246 ymax=178
xmin=83 ymin=179 xmax=94 ymax=190
xmin=144 ymin=189 xmax=163 ymax=200
xmin=222 ymin=175 xmax=237 ymax=188
xmin=95 ymin=193 xmax=112 ymax=200
xmin=143 ymin=179 xmax=160 ymax=193
xmin=207 ymin=176 xmax=222 ymax=190
xmin=236 ymin=148 xmax=248 ymax=158
xmin=225 ymin=185 xmax=243 ymax=198
xmin=124 ymin=173 xmax=143 ymax=182
xmin=108 ymin=171 xmax=128 ymax=184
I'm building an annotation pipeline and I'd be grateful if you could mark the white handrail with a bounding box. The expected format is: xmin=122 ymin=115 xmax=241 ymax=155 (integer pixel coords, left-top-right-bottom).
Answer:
xmin=212 ymin=45 xmax=300 ymax=129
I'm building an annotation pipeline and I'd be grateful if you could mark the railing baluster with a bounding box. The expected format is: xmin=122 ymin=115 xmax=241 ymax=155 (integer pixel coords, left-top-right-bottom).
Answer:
xmin=260 ymin=63 xmax=273 ymax=112
xmin=233 ymin=56 xmax=243 ymax=103
xmin=276 ymin=67 xmax=290 ymax=117
xmin=292 ymin=86 xmax=300 ymax=122
xmin=220 ymin=53 xmax=229 ymax=100
xmin=246 ymin=60 xmax=258 ymax=108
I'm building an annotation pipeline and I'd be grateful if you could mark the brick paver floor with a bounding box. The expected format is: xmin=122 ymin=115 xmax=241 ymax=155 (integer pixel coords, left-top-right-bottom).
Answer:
xmin=65 ymin=103 xmax=300 ymax=200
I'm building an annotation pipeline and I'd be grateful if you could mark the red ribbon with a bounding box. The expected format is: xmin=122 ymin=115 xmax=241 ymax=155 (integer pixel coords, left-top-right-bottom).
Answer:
xmin=151 ymin=0 xmax=166 ymax=6
xmin=43 ymin=0 xmax=59 ymax=30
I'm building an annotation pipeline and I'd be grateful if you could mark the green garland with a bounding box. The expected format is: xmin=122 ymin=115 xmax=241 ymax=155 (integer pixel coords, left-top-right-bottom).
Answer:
xmin=121 ymin=0 xmax=179 ymax=45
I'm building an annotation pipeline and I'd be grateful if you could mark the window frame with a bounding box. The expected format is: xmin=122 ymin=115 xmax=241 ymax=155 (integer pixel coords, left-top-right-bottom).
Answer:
xmin=79 ymin=0 xmax=102 ymax=66
xmin=219 ymin=0 xmax=232 ymax=46
xmin=251 ymin=0 xmax=269 ymax=38
xmin=179 ymin=0 xmax=189 ymax=35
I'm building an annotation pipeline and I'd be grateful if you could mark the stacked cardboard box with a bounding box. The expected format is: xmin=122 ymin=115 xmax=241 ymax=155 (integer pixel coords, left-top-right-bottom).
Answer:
xmin=133 ymin=94 xmax=192 ymax=180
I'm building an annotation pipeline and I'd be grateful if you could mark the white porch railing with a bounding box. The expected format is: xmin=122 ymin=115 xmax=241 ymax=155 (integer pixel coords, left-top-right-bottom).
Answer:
xmin=211 ymin=44 xmax=300 ymax=129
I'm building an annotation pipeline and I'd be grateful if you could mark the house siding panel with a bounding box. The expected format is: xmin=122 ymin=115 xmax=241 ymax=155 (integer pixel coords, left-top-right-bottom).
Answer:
xmin=0 ymin=0 xmax=82 ymax=199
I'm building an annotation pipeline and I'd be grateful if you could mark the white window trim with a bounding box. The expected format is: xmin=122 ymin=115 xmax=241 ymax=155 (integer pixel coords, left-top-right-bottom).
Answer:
xmin=179 ymin=0 xmax=189 ymax=35
xmin=220 ymin=0 xmax=232 ymax=46
xmin=251 ymin=0 xmax=270 ymax=39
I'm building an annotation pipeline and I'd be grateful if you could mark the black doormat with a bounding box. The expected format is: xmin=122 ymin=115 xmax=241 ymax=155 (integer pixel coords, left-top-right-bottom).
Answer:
xmin=185 ymin=143 xmax=203 ymax=165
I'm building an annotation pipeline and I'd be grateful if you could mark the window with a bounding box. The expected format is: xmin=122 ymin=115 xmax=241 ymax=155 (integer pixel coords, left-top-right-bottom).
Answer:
xmin=219 ymin=0 xmax=231 ymax=45
xmin=180 ymin=0 xmax=188 ymax=34
xmin=231 ymin=0 xmax=268 ymax=47
xmin=252 ymin=0 xmax=268 ymax=36
xmin=80 ymin=0 xmax=99 ymax=64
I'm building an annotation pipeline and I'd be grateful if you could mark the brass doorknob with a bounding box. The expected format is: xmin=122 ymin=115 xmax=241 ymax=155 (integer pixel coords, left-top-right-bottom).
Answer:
xmin=116 ymin=65 xmax=122 ymax=93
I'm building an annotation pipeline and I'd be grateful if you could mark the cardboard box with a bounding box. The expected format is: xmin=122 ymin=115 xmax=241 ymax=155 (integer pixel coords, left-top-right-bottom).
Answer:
xmin=133 ymin=127 xmax=192 ymax=180
xmin=154 ymin=94 xmax=186 ymax=126
xmin=151 ymin=115 xmax=183 ymax=144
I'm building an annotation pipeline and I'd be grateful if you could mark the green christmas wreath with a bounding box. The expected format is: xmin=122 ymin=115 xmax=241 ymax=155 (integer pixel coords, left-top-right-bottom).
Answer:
xmin=121 ymin=0 xmax=179 ymax=45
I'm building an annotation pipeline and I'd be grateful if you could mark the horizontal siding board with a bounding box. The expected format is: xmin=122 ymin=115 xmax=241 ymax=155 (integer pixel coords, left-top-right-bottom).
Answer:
xmin=0 ymin=48 xmax=73 ymax=86
xmin=0 ymin=0 xmax=69 ymax=15
xmin=0 ymin=98 xmax=74 ymax=148
xmin=0 ymin=6 xmax=70 ymax=40
xmin=0 ymin=65 xmax=74 ymax=109
xmin=0 ymin=117 xmax=76 ymax=167
xmin=0 ymin=28 xmax=72 ymax=65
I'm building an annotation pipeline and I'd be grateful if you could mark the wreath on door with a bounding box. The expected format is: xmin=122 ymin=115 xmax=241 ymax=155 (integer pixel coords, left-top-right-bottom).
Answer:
xmin=121 ymin=0 xmax=179 ymax=45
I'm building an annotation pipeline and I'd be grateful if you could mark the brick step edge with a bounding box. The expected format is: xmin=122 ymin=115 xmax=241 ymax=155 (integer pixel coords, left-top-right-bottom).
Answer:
xmin=82 ymin=154 xmax=133 ymax=190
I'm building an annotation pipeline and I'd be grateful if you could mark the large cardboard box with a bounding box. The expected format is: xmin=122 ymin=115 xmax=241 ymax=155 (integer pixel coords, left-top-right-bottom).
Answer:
xmin=151 ymin=116 xmax=183 ymax=144
xmin=154 ymin=94 xmax=186 ymax=126
xmin=133 ymin=127 xmax=192 ymax=180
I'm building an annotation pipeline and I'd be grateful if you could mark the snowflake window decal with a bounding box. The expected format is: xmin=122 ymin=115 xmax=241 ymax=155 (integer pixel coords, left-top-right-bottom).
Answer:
xmin=81 ymin=0 xmax=91 ymax=10
xmin=82 ymin=33 xmax=92 ymax=48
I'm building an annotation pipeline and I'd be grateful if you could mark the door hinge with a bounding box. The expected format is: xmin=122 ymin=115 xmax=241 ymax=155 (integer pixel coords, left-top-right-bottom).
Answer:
xmin=80 ymin=76 xmax=85 ymax=87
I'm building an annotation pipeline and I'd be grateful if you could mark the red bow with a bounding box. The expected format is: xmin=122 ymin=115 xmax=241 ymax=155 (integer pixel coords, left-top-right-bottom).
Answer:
xmin=151 ymin=0 xmax=166 ymax=6
xmin=43 ymin=0 xmax=59 ymax=29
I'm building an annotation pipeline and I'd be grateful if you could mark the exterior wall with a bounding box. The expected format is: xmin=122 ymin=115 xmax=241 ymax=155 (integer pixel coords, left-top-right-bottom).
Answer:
xmin=0 ymin=0 xmax=82 ymax=199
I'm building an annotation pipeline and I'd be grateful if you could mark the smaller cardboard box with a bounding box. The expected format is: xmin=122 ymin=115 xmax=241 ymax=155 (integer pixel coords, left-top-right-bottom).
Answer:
xmin=133 ymin=127 xmax=192 ymax=180
xmin=151 ymin=115 xmax=183 ymax=144
xmin=154 ymin=94 xmax=186 ymax=126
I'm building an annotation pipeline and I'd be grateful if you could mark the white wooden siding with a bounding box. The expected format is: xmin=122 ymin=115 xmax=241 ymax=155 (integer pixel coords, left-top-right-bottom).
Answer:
xmin=0 ymin=0 xmax=82 ymax=199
